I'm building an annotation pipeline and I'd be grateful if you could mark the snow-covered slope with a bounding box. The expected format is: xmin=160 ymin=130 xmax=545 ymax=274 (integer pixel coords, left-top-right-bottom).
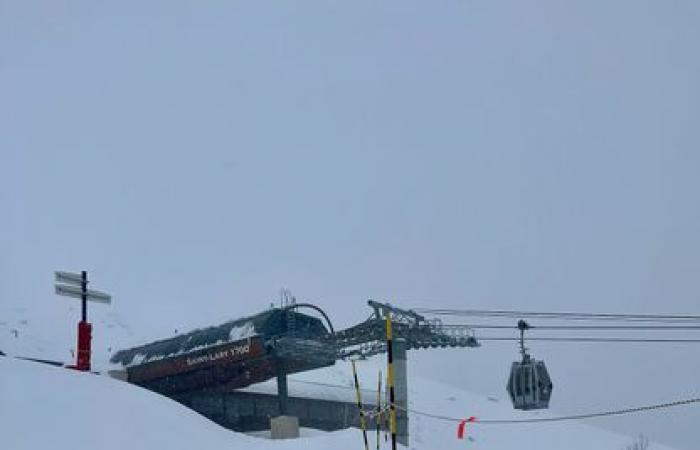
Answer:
xmin=0 ymin=306 xmax=682 ymax=450
xmin=283 ymin=359 xmax=680 ymax=450
xmin=0 ymin=355 xmax=679 ymax=450
xmin=0 ymin=357 xmax=358 ymax=450
xmin=0 ymin=304 xmax=136 ymax=367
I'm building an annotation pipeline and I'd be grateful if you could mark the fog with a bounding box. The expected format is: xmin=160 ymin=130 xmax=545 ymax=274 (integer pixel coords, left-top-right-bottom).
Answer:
xmin=2 ymin=1 xmax=699 ymax=448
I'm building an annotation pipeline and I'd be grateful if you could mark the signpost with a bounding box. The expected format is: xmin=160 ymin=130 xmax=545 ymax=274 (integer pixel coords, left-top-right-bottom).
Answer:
xmin=54 ymin=284 xmax=112 ymax=304
xmin=54 ymin=270 xmax=111 ymax=371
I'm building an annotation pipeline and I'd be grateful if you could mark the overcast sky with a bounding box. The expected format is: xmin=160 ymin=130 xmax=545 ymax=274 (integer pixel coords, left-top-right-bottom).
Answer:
xmin=2 ymin=1 xmax=699 ymax=449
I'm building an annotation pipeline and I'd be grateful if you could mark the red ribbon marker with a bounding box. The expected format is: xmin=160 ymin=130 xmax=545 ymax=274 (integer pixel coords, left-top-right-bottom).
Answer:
xmin=457 ymin=416 xmax=477 ymax=440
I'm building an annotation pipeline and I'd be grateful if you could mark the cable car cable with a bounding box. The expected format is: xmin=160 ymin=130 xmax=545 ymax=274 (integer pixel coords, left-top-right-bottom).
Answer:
xmin=394 ymin=396 xmax=700 ymax=424
xmin=413 ymin=308 xmax=700 ymax=323
xmin=478 ymin=337 xmax=700 ymax=343
xmin=458 ymin=324 xmax=700 ymax=330
xmin=280 ymin=378 xmax=700 ymax=425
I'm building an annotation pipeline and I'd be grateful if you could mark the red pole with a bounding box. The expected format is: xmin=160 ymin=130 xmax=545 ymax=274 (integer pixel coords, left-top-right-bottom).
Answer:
xmin=76 ymin=321 xmax=92 ymax=371
xmin=76 ymin=270 xmax=91 ymax=371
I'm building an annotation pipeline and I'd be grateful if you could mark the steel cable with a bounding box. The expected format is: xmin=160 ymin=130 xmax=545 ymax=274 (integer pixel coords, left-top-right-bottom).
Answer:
xmin=395 ymin=397 xmax=700 ymax=424
xmin=413 ymin=308 xmax=700 ymax=323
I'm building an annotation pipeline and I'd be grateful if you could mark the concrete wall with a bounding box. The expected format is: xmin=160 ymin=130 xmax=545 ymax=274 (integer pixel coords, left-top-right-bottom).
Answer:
xmin=174 ymin=390 xmax=382 ymax=433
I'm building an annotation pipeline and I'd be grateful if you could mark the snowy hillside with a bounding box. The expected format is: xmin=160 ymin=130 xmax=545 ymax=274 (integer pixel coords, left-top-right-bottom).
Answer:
xmin=0 ymin=357 xmax=356 ymax=450
xmin=1 ymin=353 xmax=681 ymax=450
xmin=0 ymin=304 xmax=136 ymax=367
xmin=0 ymin=305 xmax=685 ymax=450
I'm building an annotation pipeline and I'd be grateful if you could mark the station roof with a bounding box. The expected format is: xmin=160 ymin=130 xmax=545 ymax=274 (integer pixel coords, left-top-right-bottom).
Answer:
xmin=110 ymin=308 xmax=328 ymax=367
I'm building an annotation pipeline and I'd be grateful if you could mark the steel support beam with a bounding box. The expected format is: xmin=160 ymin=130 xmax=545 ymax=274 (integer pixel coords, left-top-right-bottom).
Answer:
xmin=276 ymin=359 xmax=289 ymax=415
xmin=393 ymin=338 xmax=409 ymax=447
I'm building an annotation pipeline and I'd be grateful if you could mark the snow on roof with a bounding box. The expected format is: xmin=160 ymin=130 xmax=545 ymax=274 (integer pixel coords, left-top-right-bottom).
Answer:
xmin=109 ymin=312 xmax=265 ymax=367
xmin=109 ymin=308 xmax=330 ymax=367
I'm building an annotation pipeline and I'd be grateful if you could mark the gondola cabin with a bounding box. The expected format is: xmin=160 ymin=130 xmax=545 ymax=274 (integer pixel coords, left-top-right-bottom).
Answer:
xmin=506 ymin=354 xmax=553 ymax=410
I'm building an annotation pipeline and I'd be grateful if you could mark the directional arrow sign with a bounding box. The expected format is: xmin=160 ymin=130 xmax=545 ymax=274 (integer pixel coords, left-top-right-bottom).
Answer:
xmin=55 ymin=271 xmax=84 ymax=286
xmin=55 ymin=284 xmax=111 ymax=304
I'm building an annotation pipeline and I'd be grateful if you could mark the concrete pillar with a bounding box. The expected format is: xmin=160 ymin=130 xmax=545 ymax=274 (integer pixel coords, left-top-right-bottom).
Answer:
xmin=270 ymin=415 xmax=299 ymax=439
xmin=394 ymin=338 xmax=409 ymax=447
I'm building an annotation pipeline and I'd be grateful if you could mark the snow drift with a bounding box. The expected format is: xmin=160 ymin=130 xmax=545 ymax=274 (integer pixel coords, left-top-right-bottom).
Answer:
xmin=0 ymin=355 xmax=680 ymax=450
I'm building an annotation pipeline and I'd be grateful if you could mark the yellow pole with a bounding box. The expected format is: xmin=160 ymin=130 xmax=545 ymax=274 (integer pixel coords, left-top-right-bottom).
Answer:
xmin=352 ymin=360 xmax=370 ymax=450
xmin=386 ymin=316 xmax=397 ymax=450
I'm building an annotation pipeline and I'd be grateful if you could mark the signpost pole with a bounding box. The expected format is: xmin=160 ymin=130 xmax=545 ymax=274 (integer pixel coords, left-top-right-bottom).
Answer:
xmin=81 ymin=270 xmax=87 ymax=322
xmin=77 ymin=270 xmax=91 ymax=371
xmin=55 ymin=270 xmax=110 ymax=372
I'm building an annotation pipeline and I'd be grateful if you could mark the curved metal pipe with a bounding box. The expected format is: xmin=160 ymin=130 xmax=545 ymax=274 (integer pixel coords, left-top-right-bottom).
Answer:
xmin=283 ymin=302 xmax=335 ymax=335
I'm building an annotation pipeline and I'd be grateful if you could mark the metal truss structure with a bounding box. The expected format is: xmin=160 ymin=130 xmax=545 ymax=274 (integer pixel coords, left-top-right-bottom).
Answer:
xmin=326 ymin=300 xmax=480 ymax=359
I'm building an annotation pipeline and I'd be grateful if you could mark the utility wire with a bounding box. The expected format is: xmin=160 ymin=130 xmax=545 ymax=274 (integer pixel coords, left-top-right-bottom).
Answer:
xmin=291 ymin=376 xmax=700 ymax=425
xmin=396 ymin=397 xmax=700 ymax=424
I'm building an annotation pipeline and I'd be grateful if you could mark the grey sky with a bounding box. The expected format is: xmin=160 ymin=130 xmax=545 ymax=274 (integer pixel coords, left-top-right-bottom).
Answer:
xmin=2 ymin=1 xmax=699 ymax=448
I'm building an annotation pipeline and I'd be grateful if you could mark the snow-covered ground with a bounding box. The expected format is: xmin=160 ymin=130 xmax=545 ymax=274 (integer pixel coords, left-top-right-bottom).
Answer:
xmin=1 ymin=354 xmax=680 ymax=450
xmin=0 ymin=357 xmax=359 ymax=450
xmin=0 ymin=306 xmax=682 ymax=450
